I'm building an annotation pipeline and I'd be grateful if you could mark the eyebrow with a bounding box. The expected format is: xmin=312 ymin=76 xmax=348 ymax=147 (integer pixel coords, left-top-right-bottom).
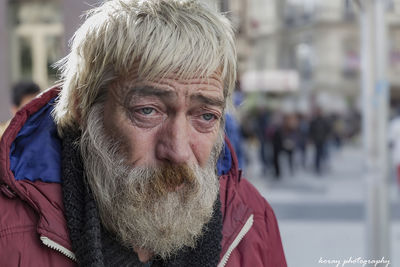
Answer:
xmin=125 ymin=85 xmax=225 ymax=109
xmin=190 ymin=93 xmax=225 ymax=109
xmin=128 ymin=86 xmax=175 ymax=99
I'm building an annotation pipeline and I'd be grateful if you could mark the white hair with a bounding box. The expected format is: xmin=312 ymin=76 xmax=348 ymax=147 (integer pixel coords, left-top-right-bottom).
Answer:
xmin=53 ymin=0 xmax=236 ymax=135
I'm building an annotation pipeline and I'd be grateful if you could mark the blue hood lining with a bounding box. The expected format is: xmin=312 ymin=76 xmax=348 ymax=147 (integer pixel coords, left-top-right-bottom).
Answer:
xmin=10 ymin=100 xmax=231 ymax=183
xmin=10 ymin=99 xmax=62 ymax=182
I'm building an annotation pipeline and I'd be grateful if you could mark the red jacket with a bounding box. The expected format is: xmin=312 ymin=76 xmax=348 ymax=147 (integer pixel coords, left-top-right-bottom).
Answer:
xmin=0 ymin=87 xmax=287 ymax=267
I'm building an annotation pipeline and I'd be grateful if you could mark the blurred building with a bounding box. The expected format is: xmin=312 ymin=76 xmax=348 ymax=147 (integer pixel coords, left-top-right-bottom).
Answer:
xmin=0 ymin=0 xmax=224 ymax=122
xmin=2 ymin=0 xmax=400 ymax=121
xmin=0 ymin=0 xmax=98 ymax=122
xmin=230 ymin=0 xmax=400 ymax=114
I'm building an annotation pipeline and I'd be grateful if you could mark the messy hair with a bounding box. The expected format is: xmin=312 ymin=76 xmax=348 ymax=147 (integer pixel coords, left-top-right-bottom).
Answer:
xmin=53 ymin=0 xmax=236 ymax=135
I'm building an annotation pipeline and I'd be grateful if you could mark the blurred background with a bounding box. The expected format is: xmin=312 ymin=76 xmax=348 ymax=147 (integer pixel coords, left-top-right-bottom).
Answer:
xmin=0 ymin=0 xmax=400 ymax=266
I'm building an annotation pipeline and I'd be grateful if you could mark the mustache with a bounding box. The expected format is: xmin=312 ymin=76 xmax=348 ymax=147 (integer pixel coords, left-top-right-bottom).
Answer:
xmin=148 ymin=163 xmax=197 ymax=198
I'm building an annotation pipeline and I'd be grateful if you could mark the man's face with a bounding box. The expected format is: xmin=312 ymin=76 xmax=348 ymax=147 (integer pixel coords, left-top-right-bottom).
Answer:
xmin=103 ymin=73 xmax=225 ymax=169
xmin=80 ymin=73 xmax=225 ymax=259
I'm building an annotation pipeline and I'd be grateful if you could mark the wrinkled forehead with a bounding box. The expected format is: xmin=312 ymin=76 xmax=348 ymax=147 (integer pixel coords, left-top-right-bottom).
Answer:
xmin=112 ymin=66 xmax=225 ymax=99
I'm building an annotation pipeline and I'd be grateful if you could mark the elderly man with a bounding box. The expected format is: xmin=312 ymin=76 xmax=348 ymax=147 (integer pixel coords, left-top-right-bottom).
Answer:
xmin=0 ymin=0 xmax=287 ymax=266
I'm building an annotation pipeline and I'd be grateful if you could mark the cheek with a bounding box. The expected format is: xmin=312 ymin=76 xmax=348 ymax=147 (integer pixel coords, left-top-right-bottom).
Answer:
xmin=103 ymin=102 xmax=157 ymax=164
xmin=116 ymin=126 xmax=159 ymax=165
xmin=190 ymin=130 xmax=221 ymax=167
xmin=112 ymin=128 xmax=158 ymax=166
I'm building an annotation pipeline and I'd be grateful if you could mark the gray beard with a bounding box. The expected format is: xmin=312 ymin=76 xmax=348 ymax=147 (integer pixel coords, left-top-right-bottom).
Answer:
xmin=80 ymin=103 xmax=224 ymax=259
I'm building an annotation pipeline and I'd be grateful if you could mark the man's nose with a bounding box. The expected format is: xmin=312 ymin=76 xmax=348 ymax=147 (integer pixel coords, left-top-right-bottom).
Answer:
xmin=155 ymin=115 xmax=191 ymax=164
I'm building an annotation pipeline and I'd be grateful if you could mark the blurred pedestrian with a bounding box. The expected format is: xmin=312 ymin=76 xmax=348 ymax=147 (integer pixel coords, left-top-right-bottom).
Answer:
xmin=281 ymin=113 xmax=298 ymax=176
xmin=224 ymin=113 xmax=245 ymax=170
xmin=309 ymin=107 xmax=330 ymax=175
xmin=0 ymin=81 xmax=40 ymax=137
xmin=271 ymin=112 xmax=284 ymax=178
xmin=296 ymin=113 xmax=309 ymax=169
xmin=331 ymin=113 xmax=344 ymax=149
xmin=255 ymin=107 xmax=272 ymax=174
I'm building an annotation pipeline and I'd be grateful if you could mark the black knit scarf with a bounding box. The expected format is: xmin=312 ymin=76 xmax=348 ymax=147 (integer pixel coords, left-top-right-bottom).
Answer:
xmin=61 ymin=128 xmax=223 ymax=267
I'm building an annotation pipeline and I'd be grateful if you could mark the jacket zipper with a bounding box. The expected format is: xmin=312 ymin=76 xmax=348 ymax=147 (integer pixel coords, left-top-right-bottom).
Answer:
xmin=218 ymin=214 xmax=254 ymax=267
xmin=40 ymin=236 xmax=77 ymax=262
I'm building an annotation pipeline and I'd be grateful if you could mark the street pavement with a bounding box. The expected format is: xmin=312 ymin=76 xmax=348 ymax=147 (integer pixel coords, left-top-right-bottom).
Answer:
xmin=243 ymin=141 xmax=400 ymax=267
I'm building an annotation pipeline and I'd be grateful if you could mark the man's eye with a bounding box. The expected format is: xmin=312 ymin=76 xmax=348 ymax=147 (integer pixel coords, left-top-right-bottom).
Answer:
xmin=202 ymin=113 xmax=215 ymax=121
xmin=139 ymin=107 xmax=155 ymax=115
